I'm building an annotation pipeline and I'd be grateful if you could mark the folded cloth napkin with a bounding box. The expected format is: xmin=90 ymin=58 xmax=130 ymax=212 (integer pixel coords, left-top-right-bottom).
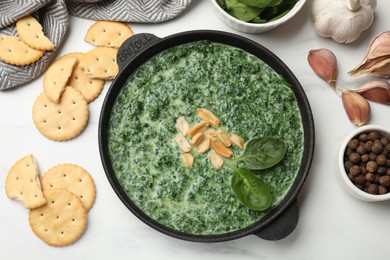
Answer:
xmin=0 ymin=0 xmax=192 ymax=90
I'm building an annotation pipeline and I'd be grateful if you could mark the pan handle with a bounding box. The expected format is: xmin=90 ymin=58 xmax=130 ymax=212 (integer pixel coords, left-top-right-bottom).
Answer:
xmin=117 ymin=33 xmax=160 ymax=71
xmin=254 ymin=199 xmax=299 ymax=241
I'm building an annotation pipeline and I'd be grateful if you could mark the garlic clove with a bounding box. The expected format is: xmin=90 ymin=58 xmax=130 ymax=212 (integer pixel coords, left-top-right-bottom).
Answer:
xmin=308 ymin=48 xmax=338 ymax=89
xmin=354 ymin=80 xmax=390 ymax=105
xmin=348 ymin=56 xmax=390 ymax=77
xmin=360 ymin=57 xmax=390 ymax=78
xmin=341 ymin=91 xmax=371 ymax=126
xmin=349 ymin=31 xmax=390 ymax=76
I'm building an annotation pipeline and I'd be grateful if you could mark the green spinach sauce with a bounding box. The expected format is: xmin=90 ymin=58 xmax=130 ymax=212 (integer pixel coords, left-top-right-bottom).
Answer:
xmin=107 ymin=41 xmax=304 ymax=235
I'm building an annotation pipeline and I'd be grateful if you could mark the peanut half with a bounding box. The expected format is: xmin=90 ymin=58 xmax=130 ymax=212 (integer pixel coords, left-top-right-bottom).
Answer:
xmin=188 ymin=121 xmax=210 ymax=138
xmin=216 ymin=129 xmax=231 ymax=147
xmin=174 ymin=135 xmax=191 ymax=152
xmin=196 ymin=138 xmax=211 ymax=154
xmin=192 ymin=132 xmax=205 ymax=146
xmin=211 ymin=142 xmax=233 ymax=158
xmin=210 ymin=150 xmax=224 ymax=170
xmin=181 ymin=153 xmax=194 ymax=169
xmin=229 ymin=133 xmax=245 ymax=150
xmin=197 ymin=108 xmax=220 ymax=126
xmin=204 ymin=128 xmax=218 ymax=142
xmin=177 ymin=116 xmax=190 ymax=136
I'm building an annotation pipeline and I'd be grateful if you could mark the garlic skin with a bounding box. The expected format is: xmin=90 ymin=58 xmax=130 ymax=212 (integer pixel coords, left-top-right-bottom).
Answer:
xmin=354 ymin=80 xmax=390 ymax=105
xmin=308 ymin=48 xmax=338 ymax=89
xmin=341 ymin=91 xmax=371 ymax=126
xmin=312 ymin=0 xmax=377 ymax=44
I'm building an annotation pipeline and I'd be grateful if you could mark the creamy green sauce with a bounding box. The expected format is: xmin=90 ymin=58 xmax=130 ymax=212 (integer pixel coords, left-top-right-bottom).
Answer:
xmin=108 ymin=41 xmax=304 ymax=235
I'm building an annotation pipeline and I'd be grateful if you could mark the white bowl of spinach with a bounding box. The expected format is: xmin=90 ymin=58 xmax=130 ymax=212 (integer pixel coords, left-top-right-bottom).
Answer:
xmin=211 ymin=0 xmax=306 ymax=33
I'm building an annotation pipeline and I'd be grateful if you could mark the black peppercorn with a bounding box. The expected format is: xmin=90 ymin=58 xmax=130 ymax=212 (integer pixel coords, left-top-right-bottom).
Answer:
xmin=349 ymin=165 xmax=361 ymax=176
xmin=372 ymin=142 xmax=384 ymax=154
xmin=366 ymin=172 xmax=375 ymax=182
xmin=369 ymin=152 xmax=377 ymax=161
xmin=345 ymin=147 xmax=354 ymax=157
xmin=364 ymin=141 xmax=373 ymax=153
xmin=368 ymin=131 xmax=381 ymax=141
xmin=349 ymin=153 xmax=361 ymax=164
xmin=361 ymin=154 xmax=369 ymax=163
xmin=348 ymin=139 xmax=360 ymax=150
xmin=367 ymin=161 xmax=378 ymax=173
xmin=379 ymin=176 xmax=390 ymax=188
xmin=359 ymin=133 xmax=368 ymax=142
xmin=354 ymin=174 xmax=366 ymax=185
xmin=356 ymin=145 xmax=366 ymax=155
xmin=360 ymin=166 xmax=367 ymax=175
xmin=381 ymin=138 xmax=389 ymax=146
xmin=376 ymin=154 xmax=387 ymax=166
xmin=367 ymin=184 xmax=379 ymax=194
xmin=344 ymin=160 xmax=354 ymax=172
xmin=378 ymin=185 xmax=388 ymax=195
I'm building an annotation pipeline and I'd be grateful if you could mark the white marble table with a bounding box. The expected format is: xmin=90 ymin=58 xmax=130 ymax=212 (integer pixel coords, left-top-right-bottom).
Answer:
xmin=1 ymin=1 xmax=390 ymax=259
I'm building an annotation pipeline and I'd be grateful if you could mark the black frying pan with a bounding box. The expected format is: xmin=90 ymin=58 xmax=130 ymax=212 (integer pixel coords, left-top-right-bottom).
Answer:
xmin=98 ymin=30 xmax=315 ymax=242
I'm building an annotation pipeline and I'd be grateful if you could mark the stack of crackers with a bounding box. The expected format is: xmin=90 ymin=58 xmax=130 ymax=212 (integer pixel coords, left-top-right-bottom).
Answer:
xmin=5 ymin=155 xmax=96 ymax=247
xmin=0 ymin=15 xmax=54 ymax=66
xmin=32 ymin=21 xmax=133 ymax=141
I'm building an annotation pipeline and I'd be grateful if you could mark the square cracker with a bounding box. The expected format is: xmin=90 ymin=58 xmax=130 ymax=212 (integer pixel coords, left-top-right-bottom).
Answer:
xmin=84 ymin=21 xmax=133 ymax=48
xmin=5 ymin=154 xmax=46 ymax=209
xmin=29 ymin=189 xmax=87 ymax=247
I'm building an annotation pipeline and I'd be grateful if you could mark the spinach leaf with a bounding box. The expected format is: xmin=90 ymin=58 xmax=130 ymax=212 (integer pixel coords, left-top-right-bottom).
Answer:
xmin=231 ymin=168 xmax=272 ymax=211
xmin=215 ymin=0 xmax=298 ymax=24
xmin=234 ymin=136 xmax=286 ymax=170
xmin=225 ymin=0 xmax=263 ymax=22
xmin=216 ymin=0 xmax=227 ymax=9
xmin=237 ymin=0 xmax=284 ymax=8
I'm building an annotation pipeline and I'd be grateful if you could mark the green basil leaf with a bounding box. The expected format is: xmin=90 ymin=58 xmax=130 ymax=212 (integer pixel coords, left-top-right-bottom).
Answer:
xmin=235 ymin=136 xmax=286 ymax=170
xmin=231 ymin=168 xmax=272 ymax=211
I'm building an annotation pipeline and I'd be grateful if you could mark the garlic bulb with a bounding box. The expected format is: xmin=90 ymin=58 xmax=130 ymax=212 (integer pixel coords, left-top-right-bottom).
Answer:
xmin=312 ymin=0 xmax=377 ymax=44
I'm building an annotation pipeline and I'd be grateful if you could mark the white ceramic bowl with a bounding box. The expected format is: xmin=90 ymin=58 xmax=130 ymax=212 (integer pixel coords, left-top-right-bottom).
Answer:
xmin=338 ymin=125 xmax=390 ymax=202
xmin=210 ymin=0 xmax=306 ymax=33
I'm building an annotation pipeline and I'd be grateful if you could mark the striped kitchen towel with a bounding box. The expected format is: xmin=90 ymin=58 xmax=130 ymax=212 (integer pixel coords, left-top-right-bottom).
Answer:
xmin=0 ymin=0 xmax=192 ymax=90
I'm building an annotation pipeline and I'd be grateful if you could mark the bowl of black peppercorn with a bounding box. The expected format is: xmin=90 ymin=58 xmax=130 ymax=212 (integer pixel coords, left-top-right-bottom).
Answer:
xmin=339 ymin=125 xmax=390 ymax=201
